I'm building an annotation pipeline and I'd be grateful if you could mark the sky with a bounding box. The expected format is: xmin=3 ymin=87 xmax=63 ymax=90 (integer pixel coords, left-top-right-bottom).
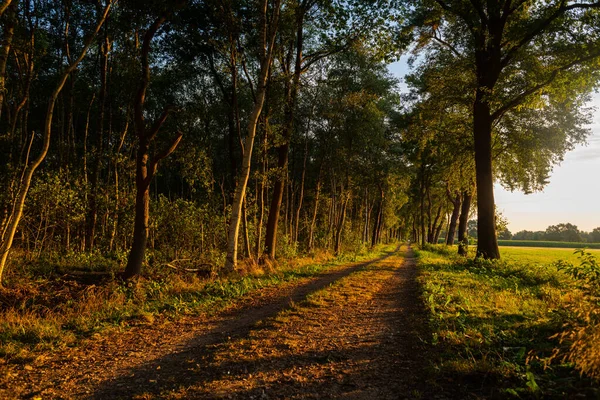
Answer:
xmin=388 ymin=60 xmax=600 ymax=234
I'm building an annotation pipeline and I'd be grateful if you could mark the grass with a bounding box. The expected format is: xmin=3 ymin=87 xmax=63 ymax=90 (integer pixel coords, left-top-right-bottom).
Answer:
xmin=416 ymin=244 xmax=599 ymax=399
xmin=498 ymin=240 xmax=600 ymax=249
xmin=501 ymin=246 xmax=600 ymax=265
xmin=0 ymin=244 xmax=396 ymax=363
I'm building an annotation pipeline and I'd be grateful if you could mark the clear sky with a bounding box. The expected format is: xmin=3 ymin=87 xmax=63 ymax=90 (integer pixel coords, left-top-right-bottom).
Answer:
xmin=388 ymin=60 xmax=600 ymax=234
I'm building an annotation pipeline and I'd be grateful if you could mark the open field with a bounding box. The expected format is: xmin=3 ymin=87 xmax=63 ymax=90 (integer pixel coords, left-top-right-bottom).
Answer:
xmin=416 ymin=244 xmax=600 ymax=398
xmin=501 ymin=246 xmax=600 ymax=265
xmin=498 ymin=240 xmax=600 ymax=249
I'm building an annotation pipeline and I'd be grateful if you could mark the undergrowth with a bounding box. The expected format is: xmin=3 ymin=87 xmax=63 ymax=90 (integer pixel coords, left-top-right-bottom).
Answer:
xmin=0 ymin=244 xmax=394 ymax=364
xmin=416 ymin=244 xmax=599 ymax=399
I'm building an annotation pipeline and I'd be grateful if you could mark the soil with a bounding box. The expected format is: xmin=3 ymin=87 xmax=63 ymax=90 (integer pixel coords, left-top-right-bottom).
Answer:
xmin=1 ymin=246 xmax=446 ymax=399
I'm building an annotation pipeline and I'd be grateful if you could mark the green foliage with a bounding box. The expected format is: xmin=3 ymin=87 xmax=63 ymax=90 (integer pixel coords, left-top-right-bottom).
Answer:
xmin=545 ymin=223 xmax=582 ymax=243
xmin=152 ymin=195 xmax=217 ymax=260
xmin=551 ymin=250 xmax=600 ymax=380
xmin=554 ymin=249 xmax=600 ymax=290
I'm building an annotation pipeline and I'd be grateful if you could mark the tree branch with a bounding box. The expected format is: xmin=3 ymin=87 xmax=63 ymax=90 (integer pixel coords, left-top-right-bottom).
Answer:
xmin=240 ymin=52 xmax=256 ymax=103
xmin=134 ymin=14 xmax=168 ymax=138
xmin=501 ymin=0 xmax=600 ymax=68
xmin=302 ymin=41 xmax=353 ymax=72
xmin=433 ymin=0 xmax=477 ymax=31
xmin=469 ymin=0 xmax=488 ymax=26
xmin=146 ymin=106 xmax=173 ymax=141
xmin=0 ymin=0 xmax=12 ymax=18
xmin=432 ymin=29 xmax=462 ymax=58
xmin=146 ymin=131 xmax=183 ymax=185
xmin=492 ymin=50 xmax=600 ymax=121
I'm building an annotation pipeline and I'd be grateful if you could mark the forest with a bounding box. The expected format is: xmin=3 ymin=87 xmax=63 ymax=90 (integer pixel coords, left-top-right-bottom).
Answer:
xmin=2 ymin=0 xmax=600 ymax=398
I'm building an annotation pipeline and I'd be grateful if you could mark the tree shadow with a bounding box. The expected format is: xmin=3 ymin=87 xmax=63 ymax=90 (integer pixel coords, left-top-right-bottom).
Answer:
xmin=87 ymin=251 xmax=406 ymax=399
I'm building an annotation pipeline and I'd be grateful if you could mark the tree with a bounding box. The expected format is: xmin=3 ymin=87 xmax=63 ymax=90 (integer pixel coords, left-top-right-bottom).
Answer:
xmin=498 ymin=228 xmax=512 ymax=240
xmin=467 ymin=219 xmax=477 ymax=239
xmin=545 ymin=223 xmax=582 ymax=242
xmin=0 ymin=1 xmax=113 ymax=285
xmin=225 ymin=0 xmax=281 ymax=271
xmin=590 ymin=227 xmax=600 ymax=243
xmin=404 ymin=0 xmax=600 ymax=259
xmin=122 ymin=2 xmax=185 ymax=280
xmin=262 ymin=0 xmax=402 ymax=260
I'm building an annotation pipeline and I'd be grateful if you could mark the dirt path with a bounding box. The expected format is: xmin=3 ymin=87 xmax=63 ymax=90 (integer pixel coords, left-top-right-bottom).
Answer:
xmin=3 ymin=247 xmax=433 ymax=399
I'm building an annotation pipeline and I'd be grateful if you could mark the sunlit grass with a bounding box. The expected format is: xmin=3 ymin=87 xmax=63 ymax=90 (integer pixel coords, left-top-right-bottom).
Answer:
xmin=0 ymin=244 xmax=397 ymax=363
xmin=416 ymin=244 xmax=598 ymax=398
xmin=501 ymin=246 xmax=600 ymax=265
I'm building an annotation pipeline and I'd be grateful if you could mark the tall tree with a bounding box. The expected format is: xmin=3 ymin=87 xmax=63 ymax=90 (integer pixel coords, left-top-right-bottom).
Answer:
xmin=123 ymin=2 xmax=185 ymax=279
xmin=0 ymin=1 xmax=113 ymax=285
xmin=224 ymin=0 xmax=281 ymax=271
xmin=405 ymin=0 xmax=600 ymax=258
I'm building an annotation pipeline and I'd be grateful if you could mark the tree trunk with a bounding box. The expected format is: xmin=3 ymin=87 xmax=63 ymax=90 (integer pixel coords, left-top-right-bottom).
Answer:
xmin=419 ymin=192 xmax=426 ymax=247
xmin=426 ymin=185 xmax=433 ymax=243
xmin=457 ymin=191 xmax=471 ymax=256
xmin=307 ymin=165 xmax=322 ymax=252
xmin=293 ymin=136 xmax=308 ymax=244
xmin=263 ymin=155 xmax=286 ymax=259
xmin=123 ymin=9 xmax=184 ymax=279
xmin=225 ymin=0 xmax=280 ymax=271
xmin=124 ymin=177 xmax=150 ymax=278
xmin=254 ymin=117 xmax=268 ymax=258
xmin=263 ymin=3 xmax=306 ymax=259
xmin=446 ymin=192 xmax=461 ymax=245
xmin=473 ymin=90 xmax=500 ymax=259
xmin=429 ymin=203 xmax=442 ymax=244
xmin=433 ymin=213 xmax=444 ymax=244
xmin=0 ymin=3 xmax=113 ymax=285
xmin=0 ymin=0 xmax=13 ymax=18
xmin=242 ymin=198 xmax=251 ymax=258
xmin=85 ymin=35 xmax=109 ymax=251
xmin=0 ymin=0 xmax=16 ymax=120
xmin=371 ymin=188 xmax=384 ymax=247
xmin=334 ymin=194 xmax=348 ymax=255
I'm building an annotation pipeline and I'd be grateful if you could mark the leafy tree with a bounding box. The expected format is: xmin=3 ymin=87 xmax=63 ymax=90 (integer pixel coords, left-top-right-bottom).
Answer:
xmin=545 ymin=223 xmax=582 ymax=242
xmin=498 ymin=229 xmax=512 ymax=240
xmin=0 ymin=1 xmax=114 ymax=285
xmin=590 ymin=228 xmax=600 ymax=243
xmin=403 ymin=0 xmax=600 ymax=259
xmin=467 ymin=219 xmax=477 ymax=239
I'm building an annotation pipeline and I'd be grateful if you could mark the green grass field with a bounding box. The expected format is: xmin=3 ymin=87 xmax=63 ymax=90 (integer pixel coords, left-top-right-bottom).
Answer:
xmin=501 ymin=246 xmax=600 ymax=265
xmin=498 ymin=240 xmax=600 ymax=249
xmin=416 ymin=244 xmax=599 ymax=398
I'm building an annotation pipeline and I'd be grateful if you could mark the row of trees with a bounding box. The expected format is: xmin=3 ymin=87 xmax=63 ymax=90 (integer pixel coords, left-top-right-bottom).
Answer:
xmin=511 ymin=223 xmax=600 ymax=243
xmin=0 ymin=0 xmax=409 ymax=285
xmin=1 ymin=0 xmax=600 ymax=286
xmin=397 ymin=0 xmax=600 ymax=255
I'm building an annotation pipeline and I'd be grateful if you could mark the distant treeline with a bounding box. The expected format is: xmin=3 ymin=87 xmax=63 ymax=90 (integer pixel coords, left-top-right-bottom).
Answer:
xmin=497 ymin=240 xmax=600 ymax=249
xmin=493 ymin=223 xmax=600 ymax=243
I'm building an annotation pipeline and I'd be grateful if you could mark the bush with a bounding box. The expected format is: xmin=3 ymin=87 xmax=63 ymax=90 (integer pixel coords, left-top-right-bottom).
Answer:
xmin=553 ymin=250 xmax=600 ymax=380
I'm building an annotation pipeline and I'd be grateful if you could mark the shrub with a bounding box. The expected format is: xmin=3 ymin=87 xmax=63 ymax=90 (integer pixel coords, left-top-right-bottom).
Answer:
xmin=553 ymin=250 xmax=600 ymax=379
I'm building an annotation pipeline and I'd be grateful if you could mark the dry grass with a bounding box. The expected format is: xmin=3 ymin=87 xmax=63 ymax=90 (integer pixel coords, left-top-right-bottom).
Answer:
xmin=0 ymin=245 xmax=393 ymax=364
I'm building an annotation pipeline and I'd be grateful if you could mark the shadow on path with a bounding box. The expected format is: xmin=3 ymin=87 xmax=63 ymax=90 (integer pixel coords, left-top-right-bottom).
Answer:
xmin=90 ymin=250 xmax=399 ymax=399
